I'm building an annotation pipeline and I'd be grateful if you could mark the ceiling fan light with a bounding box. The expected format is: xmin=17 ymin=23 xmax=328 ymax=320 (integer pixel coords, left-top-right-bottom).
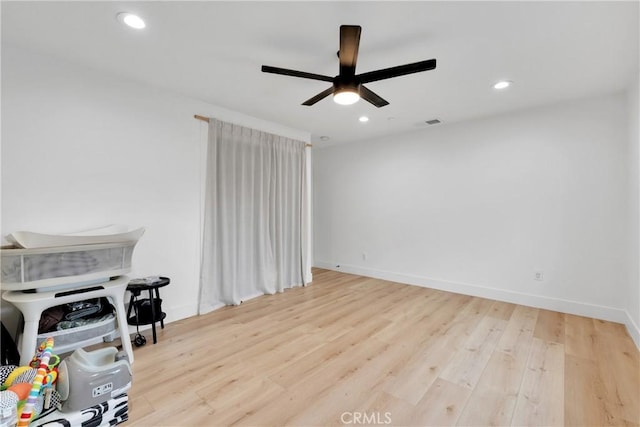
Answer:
xmin=333 ymin=90 xmax=360 ymax=105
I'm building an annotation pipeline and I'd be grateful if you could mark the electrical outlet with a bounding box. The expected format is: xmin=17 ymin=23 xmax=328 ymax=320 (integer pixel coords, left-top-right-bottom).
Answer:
xmin=534 ymin=271 xmax=544 ymax=281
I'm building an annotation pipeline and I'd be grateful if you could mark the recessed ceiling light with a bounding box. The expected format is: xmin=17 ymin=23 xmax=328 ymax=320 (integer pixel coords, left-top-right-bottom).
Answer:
xmin=359 ymin=116 xmax=369 ymax=123
xmin=493 ymin=80 xmax=512 ymax=90
xmin=117 ymin=12 xmax=146 ymax=29
xmin=319 ymin=136 xmax=330 ymax=141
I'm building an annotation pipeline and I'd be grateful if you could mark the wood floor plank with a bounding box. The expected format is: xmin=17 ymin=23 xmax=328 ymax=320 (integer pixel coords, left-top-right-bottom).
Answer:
xmin=593 ymin=317 xmax=631 ymax=336
xmin=384 ymin=294 xmax=499 ymax=405
xmin=242 ymin=338 xmax=392 ymax=426
xmin=457 ymin=304 xmax=539 ymax=425
xmin=267 ymin=316 xmax=392 ymax=389
xmin=457 ymin=387 xmax=517 ymax=427
xmin=411 ymin=378 xmax=472 ymax=426
xmin=533 ymin=309 xmax=566 ymax=344
xmin=370 ymin=290 xmax=460 ymax=344
xmin=498 ymin=305 xmax=538 ymax=357
xmin=112 ymin=269 xmax=639 ymax=427
xmin=127 ymin=394 xmax=154 ymax=422
xmin=487 ymin=300 xmax=517 ymax=321
xmin=439 ymin=315 xmax=507 ymax=389
xmin=565 ymin=313 xmax=597 ymax=359
xmin=194 ymin=373 xmax=285 ymax=426
xmin=360 ymin=391 xmax=416 ymax=426
xmin=593 ymin=327 xmax=640 ymax=425
xmin=457 ymin=349 xmax=528 ymax=426
xmin=286 ymin=336 xmax=406 ymax=426
xmin=383 ymin=334 xmax=456 ymax=406
xmin=565 ymin=354 xmax=613 ymax=426
xmin=512 ymin=338 xmax=564 ymax=426
xmin=127 ymin=393 xmax=215 ymax=427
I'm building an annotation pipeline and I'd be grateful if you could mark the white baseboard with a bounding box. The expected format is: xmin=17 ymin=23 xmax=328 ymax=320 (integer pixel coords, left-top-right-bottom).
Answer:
xmin=624 ymin=310 xmax=640 ymax=349
xmin=314 ymin=261 xmax=639 ymax=349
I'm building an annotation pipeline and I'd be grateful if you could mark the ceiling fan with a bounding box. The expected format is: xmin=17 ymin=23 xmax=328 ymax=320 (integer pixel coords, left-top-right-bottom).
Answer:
xmin=261 ymin=25 xmax=436 ymax=108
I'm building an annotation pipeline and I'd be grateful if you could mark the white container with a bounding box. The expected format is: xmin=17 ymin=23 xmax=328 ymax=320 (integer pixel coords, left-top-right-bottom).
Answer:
xmin=1 ymin=242 xmax=137 ymax=291
xmin=37 ymin=316 xmax=117 ymax=355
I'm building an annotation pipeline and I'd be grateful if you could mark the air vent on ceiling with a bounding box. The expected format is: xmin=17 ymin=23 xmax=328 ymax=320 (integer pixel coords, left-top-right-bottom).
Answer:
xmin=425 ymin=119 xmax=441 ymax=125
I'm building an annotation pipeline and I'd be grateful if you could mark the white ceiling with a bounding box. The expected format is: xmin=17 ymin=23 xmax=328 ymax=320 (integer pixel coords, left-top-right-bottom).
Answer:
xmin=3 ymin=1 xmax=638 ymax=145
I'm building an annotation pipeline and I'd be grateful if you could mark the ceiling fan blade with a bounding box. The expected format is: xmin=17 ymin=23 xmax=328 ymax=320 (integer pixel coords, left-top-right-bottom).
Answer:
xmin=358 ymin=59 xmax=436 ymax=84
xmin=261 ymin=65 xmax=334 ymax=82
xmin=339 ymin=25 xmax=361 ymax=76
xmin=302 ymin=87 xmax=335 ymax=106
xmin=360 ymin=85 xmax=390 ymax=108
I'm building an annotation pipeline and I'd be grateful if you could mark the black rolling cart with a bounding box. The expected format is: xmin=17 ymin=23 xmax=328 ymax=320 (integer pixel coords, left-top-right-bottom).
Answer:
xmin=126 ymin=276 xmax=170 ymax=346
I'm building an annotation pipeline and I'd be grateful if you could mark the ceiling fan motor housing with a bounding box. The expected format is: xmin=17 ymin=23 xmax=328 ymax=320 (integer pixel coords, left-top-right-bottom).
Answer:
xmin=334 ymin=75 xmax=361 ymax=96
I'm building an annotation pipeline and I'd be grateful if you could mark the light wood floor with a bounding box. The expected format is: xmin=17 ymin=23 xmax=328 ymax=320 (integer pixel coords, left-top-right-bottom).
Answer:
xmin=124 ymin=269 xmax=640 ymax=426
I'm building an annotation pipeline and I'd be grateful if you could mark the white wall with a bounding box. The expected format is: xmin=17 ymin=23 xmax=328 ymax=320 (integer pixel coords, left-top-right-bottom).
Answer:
xmin=314 ymin=92 xmax=633 ymax=331
xmin=627 ymin=73 xmax=640 ymax=346
xmin=3 ymin=43 xmax=636 ymax=348
xmin=1 ymin=45 xmax=309 ymax=336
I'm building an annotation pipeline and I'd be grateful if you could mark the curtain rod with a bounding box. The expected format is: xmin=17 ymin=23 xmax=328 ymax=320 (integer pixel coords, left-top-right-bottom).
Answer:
xmin=194 ymin=115 xmax=312 ymax=147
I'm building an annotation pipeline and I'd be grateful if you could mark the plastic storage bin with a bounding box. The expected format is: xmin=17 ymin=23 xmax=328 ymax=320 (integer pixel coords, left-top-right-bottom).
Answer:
xmin=37 ymin=315 xmax=117 ymax=354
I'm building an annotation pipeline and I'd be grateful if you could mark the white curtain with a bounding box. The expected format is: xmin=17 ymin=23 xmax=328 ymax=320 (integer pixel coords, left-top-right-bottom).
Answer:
xmin=199 ymin=118 xmax=312 ymax=312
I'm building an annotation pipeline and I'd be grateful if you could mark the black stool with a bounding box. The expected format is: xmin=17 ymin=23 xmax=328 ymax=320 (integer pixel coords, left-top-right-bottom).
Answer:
xmin=126 ymin=277 xmax=170 ymax=345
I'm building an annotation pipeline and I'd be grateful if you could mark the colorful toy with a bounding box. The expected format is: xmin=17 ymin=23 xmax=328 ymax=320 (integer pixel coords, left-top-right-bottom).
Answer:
xmin=1 ymin=365 xmax=38 ymax=421
xmin=3 ymin=366 xmax=36 ymax=387
xmin=7 ymin=382 xmax=31 ymax=401
xmin=0 ymin=337 xmax=66 ymax=425
xmin=17 ymin=337 xmax=55 ymax=426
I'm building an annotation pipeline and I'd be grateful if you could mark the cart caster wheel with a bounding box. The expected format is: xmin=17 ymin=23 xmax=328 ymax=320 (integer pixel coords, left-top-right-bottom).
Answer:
xmin=134 ymin=334 xmax=146 ymax=347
